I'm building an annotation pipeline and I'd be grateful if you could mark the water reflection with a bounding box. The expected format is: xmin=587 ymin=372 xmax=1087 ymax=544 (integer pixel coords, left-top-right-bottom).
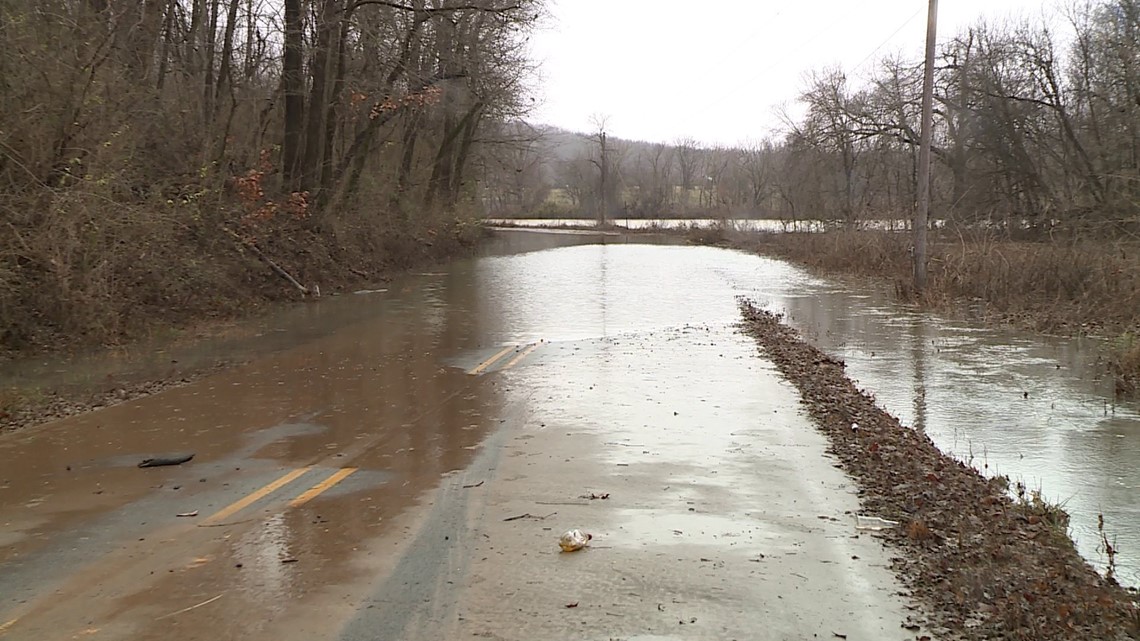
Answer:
xmin=2 ymin=228 xmax=1137 ymax=608
xmin=472 ymin=234 xmax=1140 ymax=586
xmin=232 ymin=513 xmax=295 ymax=613
xmin=764 ymin=275 xmax=1140 ymax=586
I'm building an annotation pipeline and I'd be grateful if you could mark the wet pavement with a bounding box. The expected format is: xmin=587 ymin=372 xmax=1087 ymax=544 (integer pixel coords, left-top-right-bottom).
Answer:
xmin=0 ymin=228 xmax=1137 ymax=640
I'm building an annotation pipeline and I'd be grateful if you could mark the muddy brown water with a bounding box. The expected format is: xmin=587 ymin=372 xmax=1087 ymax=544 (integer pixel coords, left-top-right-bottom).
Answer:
xmin=2 ymin=227 xmax=1137 ymax=593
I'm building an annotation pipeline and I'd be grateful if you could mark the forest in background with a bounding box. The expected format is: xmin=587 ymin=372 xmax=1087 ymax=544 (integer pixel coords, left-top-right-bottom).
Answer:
xmin=0 ymin=0 xmax=541 ymax=354
xmin=495 ymin=0 xmax=1140 ymax=238
xmin=5 ymin=0 xmax=1140 ymax=363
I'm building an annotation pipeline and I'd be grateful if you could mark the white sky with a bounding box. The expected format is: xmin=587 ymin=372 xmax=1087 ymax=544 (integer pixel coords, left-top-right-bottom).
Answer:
xmin=528 ymin=0 xmax=1060 ymax=145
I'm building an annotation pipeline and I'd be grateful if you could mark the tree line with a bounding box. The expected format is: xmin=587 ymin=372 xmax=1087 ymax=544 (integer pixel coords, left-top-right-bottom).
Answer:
xmin=0 ymin=0 xmax=541 ymax=351
xmin=503 ymin=0 xmax=1140 ymax=236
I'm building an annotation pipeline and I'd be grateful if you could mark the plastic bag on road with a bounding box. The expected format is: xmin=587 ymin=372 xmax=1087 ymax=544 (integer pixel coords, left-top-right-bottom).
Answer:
xmin=559 ymin=529 xmax=592 ymax=552
xmin=855 ymin=515 xmax=899 ymax=531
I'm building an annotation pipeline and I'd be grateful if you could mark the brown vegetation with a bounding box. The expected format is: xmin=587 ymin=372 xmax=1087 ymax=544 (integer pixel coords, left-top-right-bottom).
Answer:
xmin=740 ymin=231 xmax=1140 ymax=331
xmin=727 ymin=229 xmax=1140 ymax=392
xmin=0 ymin=0 xmax=541 ymax=358
xmin=739 ymin=301 xmax=1140 ymax=641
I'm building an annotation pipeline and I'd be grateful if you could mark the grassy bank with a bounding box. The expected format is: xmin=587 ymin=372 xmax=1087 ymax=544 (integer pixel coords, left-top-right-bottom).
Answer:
xmin=711 ymin=228 xmax=1140 ymax=394
xmin=0 ymin=195 xmax=485 ymax=432
xmin=0 ymin=192 xmax=484 ymax=360
xmin=738 ymin=302 xmax=1139 ymax=640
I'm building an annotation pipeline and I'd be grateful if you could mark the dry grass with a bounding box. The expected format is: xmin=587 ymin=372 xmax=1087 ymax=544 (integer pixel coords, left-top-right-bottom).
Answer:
xmin=1108 ymin=334 xmax=1140 ymax=395
xmin=731 ymin=230 xmax=1140 ymax=391
xmin=0 ymin=186 xmax=483 ymax=360
xmin=742 ymin=231 xmax=1140 ymax=332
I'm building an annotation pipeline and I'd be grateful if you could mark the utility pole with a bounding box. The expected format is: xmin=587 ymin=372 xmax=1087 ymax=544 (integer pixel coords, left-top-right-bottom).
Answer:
xmin=915 ymin=0 xmax=938 ymax=292
xmin=598 ymin=130 xmax=608 ymax=227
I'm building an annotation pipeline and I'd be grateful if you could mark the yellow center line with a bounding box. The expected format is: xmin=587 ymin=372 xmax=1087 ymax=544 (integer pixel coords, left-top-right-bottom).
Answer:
xmin=467 ymin=344 xmax=517 ymax=375
xmin=501 ymin=342 xmax=541 ymax=371
xmin=289 ymin=468 xmax=358 ymax=508
xmin=202 ymin=467 xmax=312 ymax=525
xmin=0 ymin=618 xmax=17 ymax=636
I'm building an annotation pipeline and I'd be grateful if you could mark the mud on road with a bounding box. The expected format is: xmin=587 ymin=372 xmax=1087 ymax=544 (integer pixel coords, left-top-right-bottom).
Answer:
xmin=738 ymin=300 xmax=1139 ymax=641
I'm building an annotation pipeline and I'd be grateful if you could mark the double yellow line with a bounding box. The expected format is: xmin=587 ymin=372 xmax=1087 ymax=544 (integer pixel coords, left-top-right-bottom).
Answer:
xmin=467 ymin=342 xmax=542 ymax=375
xmin=201 ymin=466 xmax=358 ymax=526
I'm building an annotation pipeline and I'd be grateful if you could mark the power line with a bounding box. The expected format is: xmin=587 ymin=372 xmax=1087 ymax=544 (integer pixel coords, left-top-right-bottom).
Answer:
xmin=851 ymin=7 xmax=925 ymax=77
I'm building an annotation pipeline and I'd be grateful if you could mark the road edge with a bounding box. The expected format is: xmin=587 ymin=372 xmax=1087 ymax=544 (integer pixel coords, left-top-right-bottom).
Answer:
xmin=738 ymin=299 xmax=1139 ymax=641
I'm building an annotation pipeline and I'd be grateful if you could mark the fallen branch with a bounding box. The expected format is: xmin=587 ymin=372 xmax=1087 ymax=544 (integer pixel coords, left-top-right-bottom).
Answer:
xmin=138 ymin=453 xmax=195 ymax=468
xmin=222 ymin=227 xmax=311 ymax=296
xmin=502 ymin=512 xmax=556 ymax=522
xmin=154 ymin=593 xmax=224 ymax=620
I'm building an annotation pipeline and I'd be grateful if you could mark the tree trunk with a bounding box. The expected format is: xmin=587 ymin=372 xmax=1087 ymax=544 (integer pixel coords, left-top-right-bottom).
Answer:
xmin=327 ymin=4 xmax=427 ymax=208
xmin=156 ymin=0 xmax=176 ymax=90
xmin=301 ymin=0 xmax=339 ymax=191
xmin=397 ymin=109 xmax=422 ymax=199
xmin=448 ymin=103 xmax=483 ymax=208
xmin=213 ymin=0 xmax=241 ymax=114
xmin=282 ymin=0 xmax=305 ymax=189
xmin=202 ymin=0 xmax=219 ymax=118
xmin=317 ymin=13 xmax=349 ymax=203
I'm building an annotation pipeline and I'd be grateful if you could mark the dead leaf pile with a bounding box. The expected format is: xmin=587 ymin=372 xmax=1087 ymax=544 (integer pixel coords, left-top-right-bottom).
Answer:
xmin=739 ymin=301 xmax=1139 ymax=641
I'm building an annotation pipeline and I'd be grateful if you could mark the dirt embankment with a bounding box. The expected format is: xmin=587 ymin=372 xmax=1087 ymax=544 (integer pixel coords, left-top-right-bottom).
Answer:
xmin=738 ymin=301 xmax=1139 ymax=640
xmin=0 ymin=217 xmax=487 ymax=433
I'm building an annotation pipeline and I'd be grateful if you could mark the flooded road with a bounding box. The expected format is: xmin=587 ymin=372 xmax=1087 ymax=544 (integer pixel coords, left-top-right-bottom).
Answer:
xmin=760 ymin=274 xmax=1140 ymax=587
xmin=484 ymin=231 xmax=1140 ymax=586
xmin=0 ymin=228 xmax=1136 ymax=640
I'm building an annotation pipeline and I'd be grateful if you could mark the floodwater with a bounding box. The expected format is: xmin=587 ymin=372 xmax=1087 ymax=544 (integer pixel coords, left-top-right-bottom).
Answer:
xmin=766 ymin=276 xmax=1140 ymax=587
xmin=485 ymin=217 xmax=912 ymax=232
xmin=479 ymin=231 xmax=1140 ymax=586
xmin=1 ymin=226 xmax=1137 ymax=630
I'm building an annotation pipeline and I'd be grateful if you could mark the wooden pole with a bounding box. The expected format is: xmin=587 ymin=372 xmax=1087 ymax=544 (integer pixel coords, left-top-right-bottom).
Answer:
xmin=915 ymin=0 xmax=938 ymax=292
xmin=599 ymin=130 xmax=607 ymax=227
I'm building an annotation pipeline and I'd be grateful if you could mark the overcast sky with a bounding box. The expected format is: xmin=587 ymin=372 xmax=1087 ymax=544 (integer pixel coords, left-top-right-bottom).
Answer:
xmin=527 ymin=0 xmax=1060 ymax=145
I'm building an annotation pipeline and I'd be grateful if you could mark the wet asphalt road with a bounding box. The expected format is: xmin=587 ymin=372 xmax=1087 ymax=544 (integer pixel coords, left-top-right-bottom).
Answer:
xmin=8 ymin=228 xmax=1127 ymax=639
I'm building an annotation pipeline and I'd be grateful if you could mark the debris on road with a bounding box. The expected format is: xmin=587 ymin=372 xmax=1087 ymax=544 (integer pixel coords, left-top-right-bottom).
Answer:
xmin=558 ymin=529 xmax=591 ymax=552
xmin=462 ymin=481 xmax=484 ymax=489
xmin=138 ymin=453 xmax=195 ymax=468
xmin=564 ymin=602 xmax=579 ymax=609
xmin=503 ymin=512 xmax=556 ymax=522
xmin=175 ymin=511 xmax=199 ymax=518
xmin=854 ymin=515 xmax=898 ymax=531
xmin=154 ymin=593 xmax=224 ymax=620
xmin=579 ymin=492 xmax=609 ymax=500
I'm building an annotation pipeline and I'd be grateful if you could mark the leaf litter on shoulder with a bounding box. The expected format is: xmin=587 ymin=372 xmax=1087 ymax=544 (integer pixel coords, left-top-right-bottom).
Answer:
xmin=738 ymin=300 xmax=1139 ymax=641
